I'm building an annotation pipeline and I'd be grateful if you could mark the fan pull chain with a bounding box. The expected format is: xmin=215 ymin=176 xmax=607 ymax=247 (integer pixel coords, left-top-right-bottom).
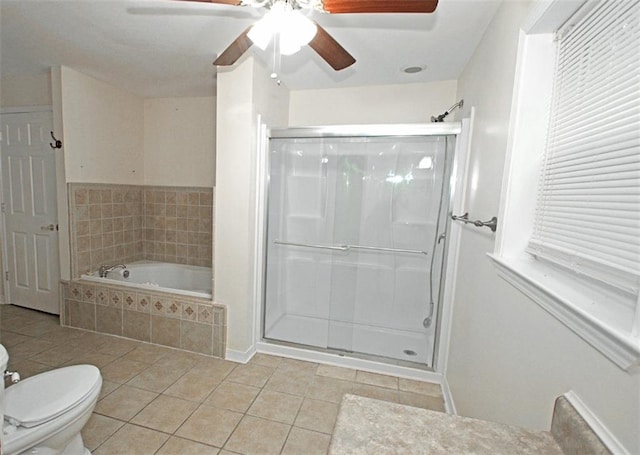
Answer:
xmin=270 ymin=33 xmax=282 ymax=86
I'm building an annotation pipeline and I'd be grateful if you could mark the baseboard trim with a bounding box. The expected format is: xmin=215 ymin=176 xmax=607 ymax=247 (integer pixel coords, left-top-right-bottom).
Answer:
xmin=225 ymin=345 xmax=257 ymax=364
xmin=441 ymin=376 xmax=457 ymax=415
xmin=564 ymin=390 xmax=629 ymax=455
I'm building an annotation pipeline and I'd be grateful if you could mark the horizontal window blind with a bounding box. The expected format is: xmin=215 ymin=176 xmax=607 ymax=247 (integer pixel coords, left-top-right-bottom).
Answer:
xmin=528 ymin=0 xmax=640 ymax=294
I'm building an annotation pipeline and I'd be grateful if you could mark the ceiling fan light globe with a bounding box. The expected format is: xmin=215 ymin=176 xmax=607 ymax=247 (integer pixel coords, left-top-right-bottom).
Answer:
xmin=279 ymin=33 xmax=302 ymax=55
xmin=279 ymin=10 xmax=316 ymax=55
xmin=248 ymin=1 xmax=317 ymax=55
xmin=247 ymin=16 xmax=274 ymax=49
xmin=288 ymin=10 xmax=317 ymax=46
xmin=248 ymin=3 xmax=289 ymax=50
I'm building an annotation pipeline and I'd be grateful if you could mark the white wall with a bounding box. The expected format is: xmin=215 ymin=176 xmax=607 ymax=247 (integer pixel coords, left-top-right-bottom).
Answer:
xmin=143 ymin=97 xmax=216 ymax=187
xmin=51 ymin=68 xmax=71 ymax=281
xmin=215 ymin=59 xmax=289 ymax=358
xmin=60 ymin=67 xmax=145 ymax=185
xmin=289 ymin=80 xmax=457 ymax=125
xmin=446 ymin=2 xmax=640 ymax=453
xmin=0 ymin=72 xmax=52 ymax=107
xmin=59 ymin=69 xmax=216 ymax=187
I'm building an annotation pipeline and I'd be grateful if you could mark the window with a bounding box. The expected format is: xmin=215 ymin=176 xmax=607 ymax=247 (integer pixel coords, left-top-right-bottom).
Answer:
xmin=490 ymin=0 xmax=640 ymax=371
xmin=528 ymin=0 xmax=640 ymax=298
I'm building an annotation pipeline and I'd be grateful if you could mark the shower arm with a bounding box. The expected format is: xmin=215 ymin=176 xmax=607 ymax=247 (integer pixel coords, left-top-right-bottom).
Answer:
xmin=431 ymin=99 xmax=464 ymax=123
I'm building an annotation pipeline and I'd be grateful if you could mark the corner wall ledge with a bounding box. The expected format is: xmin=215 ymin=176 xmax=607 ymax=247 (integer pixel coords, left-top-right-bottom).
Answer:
xmin=488 ymin=254 xmax=640 ymax=372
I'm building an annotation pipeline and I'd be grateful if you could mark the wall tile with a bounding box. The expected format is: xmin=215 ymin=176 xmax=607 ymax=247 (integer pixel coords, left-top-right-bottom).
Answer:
xmin=74 ymin=188 xmax=88 ymax=205
xmin=151 ymin=297 xmax=169 ymax=316
xmin=151 ymin=315 xmax=181 ymax=349
xmin=182 ymin=302 xmax=198 ymax=321
xmin=97 ymin=305 xmax=123 ymax=336
xmin=89 ymin=189 xmax=101 ymax=204
xmin=69 ymin=283 xmax=82 ymax=300
xmin=165 ymin=301 xmax=182 ymax=319
xmin=95 ymin=287 xmax=109 ymax=305
xmin=135 ymin=293 xmax=150 ymax=313
xmin=140 ymin=186 xmax=214 ymax=267
xmin=89 ymin=204 xmax=102 ymax=219
xmin=77 ymin=220 xmax=90 ymax=236
xmin=123 ymin=291 xmax=137 ymax=311
xmin=67 ymin=183 xmax=219 ymax=354
xmin=109 ymin=289 xmax=124 ymax=308
xmin=69 ymin=300 xmax=96 ymax=331
xmin=123 ymin=310 xmax=151 ymax=342
xmin=181 ymin=320 xmax=213 ymax=356
xmin=213 ymin=306 xmax=225 ymax=326
xmin=197 ymin=304 xmax=213 ymax=325
xmin=101 ymin=189 xmax=112 ymax=203
xmin=60 ymin=283 xmax=69 ymax=326
xmin=213 ymin=324 xmax=225 ymax=358
xmin=68 ymin=279 xmax=225 ymax=358
xmin=82 ymin=285 xmax=96 ymax=303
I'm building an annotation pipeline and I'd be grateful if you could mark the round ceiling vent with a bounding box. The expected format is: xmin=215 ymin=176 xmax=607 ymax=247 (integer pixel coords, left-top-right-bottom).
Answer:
xmin=402 ymin=65 xmax=426 ymax=74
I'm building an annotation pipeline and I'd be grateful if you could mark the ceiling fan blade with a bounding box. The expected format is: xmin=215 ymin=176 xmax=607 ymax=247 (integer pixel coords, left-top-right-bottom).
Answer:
xmin=308 ymin=24 xmax=356 ymax=71
xmin=321 ymin=0 xmax=438 ymax=14
xmin=213 ymin=27 xmax=253 ymax=66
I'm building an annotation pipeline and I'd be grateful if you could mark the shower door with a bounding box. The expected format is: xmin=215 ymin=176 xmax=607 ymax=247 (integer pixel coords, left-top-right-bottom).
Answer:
xmin=263 ymin=129 xmax=454 ymax=367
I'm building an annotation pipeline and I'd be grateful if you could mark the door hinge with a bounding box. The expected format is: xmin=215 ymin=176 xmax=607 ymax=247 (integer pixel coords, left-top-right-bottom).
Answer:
xmin=4 ymin=271 xmax=8 ymax=281
xmin=1 ymin=202 xmax=5 ymax=213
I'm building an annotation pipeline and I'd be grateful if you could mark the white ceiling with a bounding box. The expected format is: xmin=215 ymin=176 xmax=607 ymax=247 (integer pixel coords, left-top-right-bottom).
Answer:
xmin=0 ymin=0 xmax=501 ymax=97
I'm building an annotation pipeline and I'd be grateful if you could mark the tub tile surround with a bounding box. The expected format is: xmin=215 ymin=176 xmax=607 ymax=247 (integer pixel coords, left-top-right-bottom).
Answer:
xmin=0 ymin=305 xmax=445 ymax=455
xmin=61 ymin=281 xmax=226 ymax=357
xmin=70 ymin=184 xmax=144 ymax=278
xmin=69 ymin=183 xmax=214 ymax=278
xmin=142 ymin=186 xmax=213 ymax=268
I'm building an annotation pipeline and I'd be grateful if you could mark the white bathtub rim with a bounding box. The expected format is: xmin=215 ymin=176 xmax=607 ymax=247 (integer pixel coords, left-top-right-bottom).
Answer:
xmin=81 ymin=260 xmax=213 ymax=300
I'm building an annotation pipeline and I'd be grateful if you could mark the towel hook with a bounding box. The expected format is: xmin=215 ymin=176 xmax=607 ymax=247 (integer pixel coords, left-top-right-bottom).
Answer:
xmin=49 ymin=131 xmax=62 ymax=149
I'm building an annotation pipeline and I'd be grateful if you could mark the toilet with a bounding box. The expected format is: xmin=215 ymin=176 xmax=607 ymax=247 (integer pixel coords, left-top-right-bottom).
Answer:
xmin=0 ymin=344 xmax=102 ymax=455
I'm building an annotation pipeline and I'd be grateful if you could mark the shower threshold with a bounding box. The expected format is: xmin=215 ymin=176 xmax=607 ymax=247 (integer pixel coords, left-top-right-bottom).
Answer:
xmin=264 ymin=314 xmax=435 ymax=370
xmin=256 ymin=337 xmax=440 ymax=384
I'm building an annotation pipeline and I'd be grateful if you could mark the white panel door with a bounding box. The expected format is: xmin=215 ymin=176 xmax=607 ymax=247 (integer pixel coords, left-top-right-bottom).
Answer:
xmin=1 ymin=111 xmax=60 ymax=314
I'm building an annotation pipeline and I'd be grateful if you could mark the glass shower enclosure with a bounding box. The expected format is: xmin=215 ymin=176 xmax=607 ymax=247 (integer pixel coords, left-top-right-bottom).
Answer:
xmin=262 ymin=125 xmax=458 ymax=368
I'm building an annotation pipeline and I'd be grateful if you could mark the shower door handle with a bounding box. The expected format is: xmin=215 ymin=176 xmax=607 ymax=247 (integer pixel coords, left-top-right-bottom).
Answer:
xmin=274 ymin=240 xmax=428 ymax=255
xmin=348 ymin=245 xmax=428 ymax=255
xmin=274 ymin=240 xmax=349 ymax=252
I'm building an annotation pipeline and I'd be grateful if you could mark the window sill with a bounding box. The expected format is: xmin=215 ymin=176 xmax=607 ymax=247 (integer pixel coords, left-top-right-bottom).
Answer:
xmin=488 ymin=254 xmax=640 ymax=372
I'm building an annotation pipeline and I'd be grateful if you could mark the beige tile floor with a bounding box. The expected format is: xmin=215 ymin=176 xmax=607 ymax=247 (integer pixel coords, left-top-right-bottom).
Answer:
xmin=0 ymin=304 xmax=445 ymax=454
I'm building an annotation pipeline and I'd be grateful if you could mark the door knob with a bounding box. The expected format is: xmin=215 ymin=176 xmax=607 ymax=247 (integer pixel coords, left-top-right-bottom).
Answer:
xmin=40 ymin=224 xmax=55 ymax=231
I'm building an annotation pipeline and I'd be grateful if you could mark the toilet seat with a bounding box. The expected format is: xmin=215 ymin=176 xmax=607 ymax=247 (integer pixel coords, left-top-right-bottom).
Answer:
xmin=4 ymin=365 xmax=101 ymax=428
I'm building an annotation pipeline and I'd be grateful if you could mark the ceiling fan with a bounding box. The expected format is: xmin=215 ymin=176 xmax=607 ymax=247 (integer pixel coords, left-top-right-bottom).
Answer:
xmin=174 ymin=0 xmax=439 ymax=71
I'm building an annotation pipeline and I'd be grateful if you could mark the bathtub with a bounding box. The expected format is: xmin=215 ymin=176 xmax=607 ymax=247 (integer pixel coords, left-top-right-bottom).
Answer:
xmin=81 ymin=261 xmax=212 ymax=299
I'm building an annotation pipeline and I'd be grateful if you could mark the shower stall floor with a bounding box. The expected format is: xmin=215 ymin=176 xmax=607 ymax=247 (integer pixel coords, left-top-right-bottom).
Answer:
xmin=265 ymin=314 xmax=432 ymax=364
